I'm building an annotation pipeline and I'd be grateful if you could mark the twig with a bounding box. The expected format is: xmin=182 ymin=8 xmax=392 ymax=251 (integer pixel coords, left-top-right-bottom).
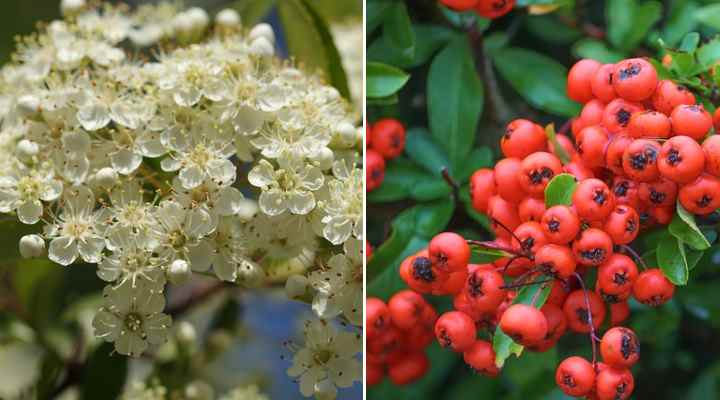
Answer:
xmin=617 ymin=244 xmax=648 ymax=271
xmin=441 ymin=167 xmax=460 ymax=202
xmin=573 ymin=272 xmax=598 ymax=366
xmin=166 ymin=281 xmax=230 ymax=317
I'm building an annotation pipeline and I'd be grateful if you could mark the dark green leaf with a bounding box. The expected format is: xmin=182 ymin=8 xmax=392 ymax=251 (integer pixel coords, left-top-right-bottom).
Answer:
xmin=470 ymin=246 xmax=509 ymax=263
xmin=384 ymin=2 xmax=415 ymax=63
xmin=661 ymin=1 xmax=699 ymax=48
xmin=367 ymin=0 xmax=391 ymax=34
xmin=695 ymin=4 xmax=720 ymax=31
xmin=680 ymin=32 xmax=701 ymax=52
xmin=80 ymin=343 xmax=128 ymax=400
xmin=525 ymin=15 xmax=582 ymax=45
xmin=457 ymin=147 xmax=494 ymax=183
xmin=367 ymin=158 xmax=449 ymax=203
xmin=13 ymin=259 xmax=65 ymax=329
xmin=492 ymin=48 xmax=580 ymax=117
xmin=572 ymin=39 xmax=624 ymax=64
xmin=411 ymin=180 xmax=452 ymax=201
xmin=428 ymin=35 xmax=484 ymax=176
xmin=544 ymin=173 xmax=578 ymax=207
xmin=368 ymin=25 xmax=454 ymax=69
xmin=366 ymin=62 xmax=410 ymax=98
xmin=277 ymin=0 xmax=350 ymax=98
xmin=404 ymin=128 xmax=451 ymax=177
xmin=669 ymin=203 xmax=711 ymax=250
xmin=697 ymin=36 xmax=720 ymax=71
xmin=607 ymin=0 xmax=662 ymax=53
xmin=657 ymin=234 xmax=690 ymax=285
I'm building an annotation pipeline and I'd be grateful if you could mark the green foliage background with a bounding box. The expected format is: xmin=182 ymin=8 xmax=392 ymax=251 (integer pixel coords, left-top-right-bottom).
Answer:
xmin=367 ymin=0 xmax=720 ymax=399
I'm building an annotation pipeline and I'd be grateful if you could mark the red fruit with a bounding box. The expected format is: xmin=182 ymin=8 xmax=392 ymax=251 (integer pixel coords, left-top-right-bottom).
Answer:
xmin=603 ymin=205 xmax=640 ymax=245
xmin=463 ymin=340 xmax=500 ymax=377
xmin=597 ymin=254 xmax=639 ymax=295
xmin=671 ymin=104 xmax=713 ymax=140
xmin=474 ymin=0 xmax=515 ymax=19
xmin=580 ymin=99 xmax=606 ymax=126
xmin=573 ymin=228 xmax=614 ymax=266
xmin=388 ymin=352 xmax=430 ymax=385
xmin=434 ymin=311 xmax=477 ymax=352
xmin=367 ymin=297 xmax=391 ymax=340
xmin=470 ymin=168 xmax=496 ymax=213
xmin=371 ymin=118 xmax=406 ymax=159
xmin=597 ymin=286 xmax=632 ymax=304
xmin=519 ymin=152 xmax=563 ymax=196
xmin=638 ymin=177 xmax=678 ymax=208
xmin=602 ymin=98 xmax=644 ymax=133
xmin=541 ymin=205 xmax=581 ymax=245
xmin=437 ymin=270 xmax=469 ymax=296
xmin=400 ymin=252 xmax=446 ymax=293
xmin=518 ymin=196 xmax=547 ymax=222
xmin=512 ymin=221 xmax=548 ymax=254
xmin=439 ymin=0 xmax=479 ymax=11
xmin=535 ymin=244 xmax=576 ymax=279
xmin=622 ymin=139 xmax=661 ymax=182
xmin=576 ymin=125 xmax=610 ymax=168
xmin=605 ymin=134 xmax=634 ymax=175
xmin=549 ymin=134 xmax=577 ymax=159
xmin=563 ymin=290 xmax=606 ymax=333
xmin=573 ymin=178 xmax=615 ymax=221
xmin=633 ymin=268 xmax=675 ymax=306
xmin=650 ymin=205 xmax=674 ymax=225
xmin=499 ymin=304 xmax=548 ymax=346
xmin=702 ymin=135 xmax=720 ymax=177
xmin=366 ymin=149 xmax=385 ymax=192
xmin=555 ymin=356 xmax=596 ymax=397
xmin=600 ymin=327 xmax=640 ymax=368
xmin=367 ymin=362 xmax=385 ymax=386
xmin=591 ymin=63 xmax=617 ymax=103
xmin=388 ymin=290 xmax=428 ymax=331
xmin=494 ymin=157 xmax=526 ymax=204
xmin=528 ymin=303 xmax=567 ymax=352
xmin=366 ymin=242 xmax=373 ymax=260
xmin=612 ymin=58 xmax=658 ymax=101
xmin=501 ymin=119 xmax=547 ymax=159
xmin=652 ymin=79 xmax=696 ymax=115
xmin=429 ymin=232 xmax=470 ymax=273
xmin=611 ymin=177 xmax=641 ymax=210
xmin=563 ymin=161 xmax=595 ymax=181
xmin=658 ymin=135 xmax=706 ymax=184
xmin=610 ymin=302 xmax=630 ymax=326
xmin=568 ymin=59 xmax=602 ymax=104
xmin=595 ymin=367 xmax=634 ymax=400
xmin=487 ymin=195 xmax=521 ymax=239
xmin=678 ymin=173 xmax=720 ymax=215
xmin=628 ymin=110 xmax=671 ymax=139
xmin=464 ymin=268 xmax=506 ymax=313
xmin=546 ymin=279 xmax=571 ymax=306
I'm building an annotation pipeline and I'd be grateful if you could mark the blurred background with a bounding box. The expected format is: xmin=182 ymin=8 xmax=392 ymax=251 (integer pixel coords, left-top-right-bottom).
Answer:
xmin=0 ymin=1 xmax=362 ymax=399
xmin=367 ymin=0 xmax=720 ymax=398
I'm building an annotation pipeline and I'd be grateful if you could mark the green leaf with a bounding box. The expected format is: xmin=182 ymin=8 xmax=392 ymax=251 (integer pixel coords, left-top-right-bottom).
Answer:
xmin=493 ymin=280 xmax=551 ymax=368
xmin=697 ymin=36 xmax=720 ymax=71
xmin=545 ymin=124 xmax=570 ymax=164
xmin=366 ymin=0 xmax=391 ymax=34
xmin=404 ymin=128 xmax=451 ymax=177
xmin=544 ymin=173 xmax=577 ymax=207
xmin=492 ymin=47 xmax=580 ymax=117
xmin=669 ymin=203 xmax=711 ymax=250
xmin=680 ymin=32 xmax=701 ymax=52
xmin=470 ymin=246 xmax=509 ymax=263
xmin=368 ymin=25 xmax=454 ymax=69
xmin=367 ymin=158 xmax=449 ymax=203
xmin=368 ymin=201 xmax=455 ymax=295
xmin=661 ymin=1 xmax=699 ymax=48
xmin=366 ymin=62 xmax=410 ymax=98
xmin=457 ymin=147 xmax=494 ymax=183
xmin=657 ymin=234 xmax=690 ymax=285
xmin=695 ymin=4 xmax=720 ymax=31
xmin=13 ymin=259 xmax=65 ymax=330
xmin=383 ymin=2 xmax=415 ymax=63
xmin=277 ymin=0 xmax=351 ymax=98
xmin=607 ymin=0 xmax=662 ymax=53
xmin=428 ymin=35 xmax=484 ymax=176
xmin=572 ymin=38 xmax=624 ymax=64
xmin=525 ymin=15 xmax=582 ymax=45
xmin=232 ymin=0 xmax=275 ymax=26
xmin=79 ymin=343 xmax=128 ymax=400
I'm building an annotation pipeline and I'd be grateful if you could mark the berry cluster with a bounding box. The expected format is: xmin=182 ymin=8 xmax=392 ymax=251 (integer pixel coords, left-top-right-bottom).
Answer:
xmin=439 ymin=0 xmax=515 ymax=19
xmin=366 ymin=118 xmax=407 ymax=192
xmin=367 ymin=291 xmax=438 ymax=385
xmin=370 ymin=56 xmax=719 ymax=399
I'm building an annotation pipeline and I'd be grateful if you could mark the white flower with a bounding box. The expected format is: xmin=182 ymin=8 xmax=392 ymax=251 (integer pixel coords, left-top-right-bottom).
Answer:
xmin=151 ymin=200 xmax=214 ymax=271
xmin=218 ymin=385 xmax=269 ymax=400
xmin=206 ymin=216 xmax=246 ymax=281
xmin=287 ymin=320 xmax=361 ymax=397
xmin=19 ymin=234 xmax=46 ymax=258
xmin=47 ymin=186 xmax=105 ymax=265
xmin=0 ymin=167 xmax=62 ymax=224
xmin=309 ymin=254 xmax=362 ymax=326
xmin=318 ymin=163 xmax=362 ymax=245
xmin=248 ymin=159 xmax=324 ymax=216
xmin=97 ymin=181 xmax=156 ymax=243
xmin=98 ymin=227 xmax=165 ymax=289
xmin=158 ymin=59 xmax=227 ymax=107
xmin=93 ymin=281 xmax=171 ymax=357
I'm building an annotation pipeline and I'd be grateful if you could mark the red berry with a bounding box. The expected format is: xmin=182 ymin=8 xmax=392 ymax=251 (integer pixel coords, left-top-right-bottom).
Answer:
xmin=541 ymin=205 xmax=581 ymax=245
xmin=470 ymin=168 xmax=496 ymax=213
xmin=512 ymin=221 xmax=548 ymax=254
xmin=622 ymin=139 xmax=661 ymax=182
xmin=573 ymin=178 xmax=615 ymax=221
xmin=638 ymin=177 xmax=678 ymax=208
xmin=633 ymin=268 xmax=675 ymax=306
xmin=535 ymin=244 xmax=577 ymax=279
xmin=658 ymin=135 xmax=706 ymax=184
xmin=573 ymin=228 xmax=614 ymax=266
xmin=367 ymin=361 xmax=385 ymax=386
xmin=388 ymin=290 xmax=428 ymax=331
xmin=519 ymin=152 xmax=563 ymax=196
xmin=487 ymin=195 xmax=521 ymax=239
xmin=605 ymin=134 xmax=634 ymax=176
xmin=612 ymin=58 xmax=657 ymax=101
xmin=600 ymin=327 xmax=640 ymax=369
xmin=671 ymin=104 xmax=712 ymax=141
xmin=371 ymin=118 xmax=406 ymax=159
xmin=528 ymin=303 xmax=567 ymax=352
xmin=563 ymin=289 xmax=606 ymax=333
xmin=595 ymin=367 xmax=634 ymax=400
xmin=702 ymin=135 xmax=720 ymax=177
xmin=518 ymin=196 xmax=547 ymax=223
xmin=366 ymin=149 xmax=386 ymax=192
xmin=494 ymin=157 xmax=527 ymax=204
xmin=628 ymin=110 xmax=671 ymax=139
xmin=463 ymin=267 xmax=506 ymax=313
xmin=499 ymin=304 xmax=548 ymax=346
xmin=463 ymin=340 xmax=499 ymax=377
xmin=602 ymin=98 xmax=644 ymax=133
xmin=611 ymin=177 xmax=641 ymax=210
xmin=501 ymin=119 xmax=547 ymax=159
xmin=576 ymin=125 xmax=610 ymax=168
xmin=429 ymin=232 xmax=470 ymax=273
xmin=591 ymin=63 xmax=617 ymax=103
xmin=367 ymin=297 xmax=391 ymax=340
xmin=434 ymin=311 xmax=477 ymax=352
xmin=678 ymin=173 xmax=720 ymax=215
xmin=603 ymin=205 xmax=640 ymax=245
xmin=567 ymin=59 xmax=602 ymax=104
xmin=597 ymin=254 xmax=639 ymax=295
xmin=555 ymin=356 xmax=596 ymax=397
xmin=652 ymin=79 xmax=695 ymax=115
xmin=388 ymin=351 xmax=430 ymax=385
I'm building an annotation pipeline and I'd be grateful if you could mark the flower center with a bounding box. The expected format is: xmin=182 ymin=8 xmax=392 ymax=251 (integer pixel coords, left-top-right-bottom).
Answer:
xmin=124 ymin=312 xmax=143 ymax=332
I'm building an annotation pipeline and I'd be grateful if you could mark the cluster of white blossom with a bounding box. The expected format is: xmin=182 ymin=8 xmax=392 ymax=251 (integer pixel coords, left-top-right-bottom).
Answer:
xmin=331 ymin=22 xmax=363 ymax=116
xmin=0 ymin=1 xmax=362 ymax=398
xmin=120 ymin=380 xmax=269 ymax=400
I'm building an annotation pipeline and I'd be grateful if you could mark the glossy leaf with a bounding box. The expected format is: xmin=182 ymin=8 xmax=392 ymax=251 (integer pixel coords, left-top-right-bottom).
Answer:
xmin=695 ymin=4 xmax=720 ymax=31
xmin=384 ymin=2 xmax=415 ymax=63
xmin=367 ymin=158 xmax=449 ymax=203
xmin=404 ymin=128 xmax=451 ymax=177
xmin=544 ymin=173 xmax=577 ymax=207
xmin=669 ymin=203 xmax=711 ymax=250
xmin=428 ymin=35 xmax=485 ymax=176
xmin=367 ymin=62 xmax=410 ymax=98
xmin=657 ymin=234 xmax=690 ymax=285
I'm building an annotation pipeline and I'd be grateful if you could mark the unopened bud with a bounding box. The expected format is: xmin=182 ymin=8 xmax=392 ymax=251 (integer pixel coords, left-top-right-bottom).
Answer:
xmin=16 ymin=139 xmax=39 ymax=160
xmin=94 ymin=167 xmax=118 ymax=188
xmin=250 ymin=37 xmax=274 ymax=57
xmin=168 ymin=259 xmax=191 ymax=284
xmin=215 ymin=9 xmax=241 ymax=28
xmin=60 ymin=0 xmax=86 ymax=16
xmin=249 ymin=23 xmax=275 ymax=45
xmin=19 ymin=234 xmax=45 ymax=258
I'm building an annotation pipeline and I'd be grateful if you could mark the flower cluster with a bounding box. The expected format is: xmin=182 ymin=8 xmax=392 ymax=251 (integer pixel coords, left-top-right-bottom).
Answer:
xmin=0 ymin=1 xmax=362 ymax=397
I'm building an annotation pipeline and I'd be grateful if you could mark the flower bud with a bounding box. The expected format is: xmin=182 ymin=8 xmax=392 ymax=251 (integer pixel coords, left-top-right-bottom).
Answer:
xmin=310 ymin=147 xmax=334 ymax=170
xmin=16 ymin=139 xmax=39 ymax=160
xmin=235 ymin=199 xmax=259 ymax=222
xmin=186 ymin=7 xmax=209 ymax=33
xmin=184 ymin=381 xmax=214 ymax=400
xmin=215 ymin=9 xmax=241 ymax=28
xmin=60 ymin=0 xmax=86 ymax=16
xmin=285 ymin=274 xmax=310 ymax=300
xmin=250 ymin=37 xmax=274 ymax=57
xmin=176 ymin=321 xmax=197 ymax=345
xmin=249 ymin=23 xmax=275 ymax=45
xmin=334 ymin=121 xmax=357 ymax=148
xmin=17 ymin=95 xmax=41 ymax=120
xmin=19 ymin=234 xmax=45 ymax=258
xmin=168 ymin=259 xmax=191 ymax=284
xmin=94 ymin=167 xmax=118 ymax=188
xmin=236 ymin=260 xmax=265 ymax=287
